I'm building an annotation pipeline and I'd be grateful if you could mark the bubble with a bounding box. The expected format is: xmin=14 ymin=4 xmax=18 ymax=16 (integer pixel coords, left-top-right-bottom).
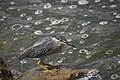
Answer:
xmin=80 ymin=30 xmax=85 ymax=33
xmin=7 ymin=59 xmax=13 ymax=63
xmin=43 ymin=3 xmax=52 ymax=9
xmin=85 ymin=55 xmax=91 ymax=58
xmin=78 ymin=0 xmax=89 ymax=5
xmin=69 ymin=5 xmax=77 ymax=9
xmin=68 ymin=51 xmax=73 ymax=54
xmin=57 ymin=59 xmax=63 ymax=63
xmin=79 ymin=49 xmax=88 ymax=54
xmin=27 ymin=16 xmax=32 ymax=21
xmin=61 ymin=0 xmax=68 ymax=3
xmin=115 ymin=14 xmax=120 ymax=18
xmin=110 ymin=5 xmax=117 ymax=8
xmin=80 ymin=40 xmax=85 ymax=44
xmin=13 ymin=38 xmax=18 ymax=40
xmin=11 ymin=24 xmax=23 ymax=30
xmin=45 ymin=27 xmax=52 ymax=30
xmin=81 ymin=22 xmax=89 ymax=26
xmin=109 ymin=0 xmax=114 ymax=2
xmin=101 ymin=5 xmax=106 ymax=8
xmin=58 ymin=6 xmax=63 ymax=10
xmin=2 ymin=16 xmax=7 ymax=19
xmin=50 ymin=20 xmax=61 ymax=25
xmin=34 ymin=30 xmax=43 ymax=35
xmin=24 ymin=25 xmax=31 ymax=28
xmin=61 ymin=18 xmax=69 ymax=23
xmin=81 ymin=34 xmax=89 ymax=39
xmin=61 ymin=52 xmax=66 ymax=54
xmin=67 ymin=39 xmax=72 ymax=42
xmin=0 ymin=19 xmax=4 ymax=21
xmin=111 ymin=74 xmax=119 ymax=79
xmin=10 ymin=1 xmax=15 ymax=5
xmin=35 ymin=10 xmax=43 ymax=15
xmin=95 ymin=0 xmax=101 ymax=3
xmin=20 ymin=60 xmax=27 ymax=64
xmin=106 ymin=50 xmax=113 ymax=54
xmin=8 ymin=7 xmax=14 ymax=10
xmin=50 ymin=31 xmax=55 ymax=33
xmin=34 ymin=21 xmax=42 ymax=25
xmin=113 ymin=12 xmax=117 ymax=15
xmin=118 ymin=60 xmax=120 ymax=64
xmin=20 ymin=47 xmax=24 ymax=51
xmin=99 ymin=21 xmax=108 ymax=25
xmin=20 ymin=13 xmax=26 ymax=17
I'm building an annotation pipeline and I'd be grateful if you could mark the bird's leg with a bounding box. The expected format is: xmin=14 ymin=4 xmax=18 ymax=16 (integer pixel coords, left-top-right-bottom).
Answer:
xmin=37 ymin=60 xmax=50 ymax=72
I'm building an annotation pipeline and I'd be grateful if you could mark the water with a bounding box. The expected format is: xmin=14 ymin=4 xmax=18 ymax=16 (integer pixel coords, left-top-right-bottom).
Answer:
xmin=0 ymin=0 xmax=120 ymax=80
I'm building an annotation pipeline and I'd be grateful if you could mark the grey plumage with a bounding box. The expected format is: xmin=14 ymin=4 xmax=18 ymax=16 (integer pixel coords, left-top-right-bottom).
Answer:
xmin=19 ymin=36 xmax=64 ymax=60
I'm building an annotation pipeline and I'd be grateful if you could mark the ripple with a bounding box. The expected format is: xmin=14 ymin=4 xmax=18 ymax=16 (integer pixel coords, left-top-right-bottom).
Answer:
xmin=111 ymin=74 xmax=119 ymax=79
xmin=69 ymin=5 xmax=77 ymax=9
xmin=106 ymin=50 xmax=113 ymax=54
xmin=78 ymin=0 xmax=89 ymax=5
xmin=20 ymin=13 xmax=26 ymax=17
xmin=50 ymin=20 xmax=61 ymax=25
xmin=99 ymin=21 xmax=108 ymax=25
xmin=79 ymin=49 xmax=89 ymax=54
xmin=81 ymin=33 xmax=89 ymax=39
xmin=61 ymin=18 xmax=69 ymax=23
xmin=34 ymin=30 xmax=43 ymax=35
xmin=43 ymin=3 xmax=52 ymax=9
xmin=11 ymin=24 xmax=23 ymax=30
xmin=35 ymin=10 xmax=43 ymax=15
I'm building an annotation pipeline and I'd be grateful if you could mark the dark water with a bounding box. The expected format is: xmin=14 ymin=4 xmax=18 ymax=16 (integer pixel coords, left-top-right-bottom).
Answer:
xmin=0 ymin=0 xmax=120 ymax=80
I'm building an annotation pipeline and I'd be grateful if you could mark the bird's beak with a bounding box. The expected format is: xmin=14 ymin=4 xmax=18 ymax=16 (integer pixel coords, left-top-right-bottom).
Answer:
xmin=58 ymin=41 xmax=77 ymax=48
xmin=66 ymin=42 xmax=77 ymax=48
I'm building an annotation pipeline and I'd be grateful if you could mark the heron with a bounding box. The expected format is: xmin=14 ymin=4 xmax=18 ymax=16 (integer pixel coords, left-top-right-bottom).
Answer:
xmin=19 ymin=34 xmax=76 ymax=72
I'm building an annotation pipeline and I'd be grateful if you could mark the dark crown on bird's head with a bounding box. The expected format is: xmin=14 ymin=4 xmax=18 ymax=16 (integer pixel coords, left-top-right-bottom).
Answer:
xmin=51 ymin=34 xmax=67 ymax=42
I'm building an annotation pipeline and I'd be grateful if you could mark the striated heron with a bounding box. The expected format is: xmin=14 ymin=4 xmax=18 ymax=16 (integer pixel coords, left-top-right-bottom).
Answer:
xmin=19 ymin=34 xmax=76 ymax=72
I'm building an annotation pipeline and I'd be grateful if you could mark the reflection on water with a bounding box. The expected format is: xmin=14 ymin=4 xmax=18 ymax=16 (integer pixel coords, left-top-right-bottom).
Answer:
xmin=0 ymin=0 xmax=120 ymax=80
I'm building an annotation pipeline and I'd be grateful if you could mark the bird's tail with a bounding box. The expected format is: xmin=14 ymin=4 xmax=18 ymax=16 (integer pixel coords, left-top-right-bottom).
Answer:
xmin=19 ymin=48 xmax=32 ymax=60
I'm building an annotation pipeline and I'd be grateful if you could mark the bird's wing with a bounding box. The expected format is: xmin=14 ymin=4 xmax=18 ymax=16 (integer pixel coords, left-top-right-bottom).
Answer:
xmin=19 ymin=37 xmax=52 ymax=60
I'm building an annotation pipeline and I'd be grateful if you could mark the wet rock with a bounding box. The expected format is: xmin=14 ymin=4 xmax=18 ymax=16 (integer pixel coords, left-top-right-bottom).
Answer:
xmin=0 ymin=57 xmax=14 ymax=80
xmin=20 ymin=67 xmax=89 ymax=80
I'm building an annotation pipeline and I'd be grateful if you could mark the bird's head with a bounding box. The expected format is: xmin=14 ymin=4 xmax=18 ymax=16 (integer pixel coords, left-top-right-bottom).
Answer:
xmin=52 ymin=34 xmax=76 ymax=48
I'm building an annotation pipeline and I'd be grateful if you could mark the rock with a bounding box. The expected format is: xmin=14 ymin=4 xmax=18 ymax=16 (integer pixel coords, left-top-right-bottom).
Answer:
xmin=20 ymin=67 xmax=89 ymax=80
xmin=0 ymin=57 xmax=14 ymax=80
